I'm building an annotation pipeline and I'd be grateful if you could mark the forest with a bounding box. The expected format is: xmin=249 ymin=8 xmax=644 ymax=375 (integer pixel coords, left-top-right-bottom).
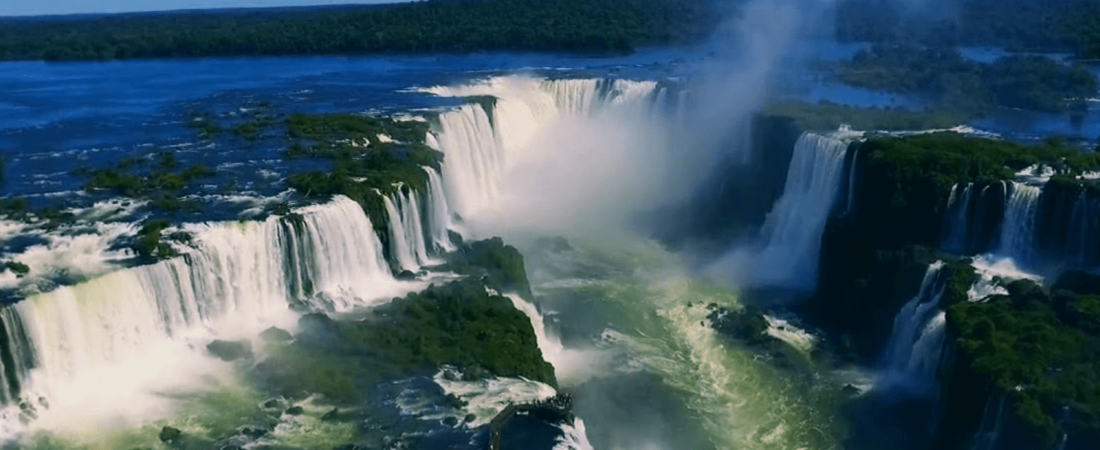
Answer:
xmin=835 ymin=0 xmax=1100 ymax=58
xmin=0 ymin=0 xmax=717 ymax=60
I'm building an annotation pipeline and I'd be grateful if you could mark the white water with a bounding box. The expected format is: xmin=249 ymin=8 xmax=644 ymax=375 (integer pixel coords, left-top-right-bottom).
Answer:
xmin=396 ymin=188 xmax=434 ymax=266
xmin=944 ymin=183 xmax=975 ymax=252
xmin=880 ymin=261 xmax=946 ymax=394
xmin=382 ymin=194 xmax=419 ymax=272
xmin=763 ymin=315 xmax=817 ymax=354
xmin=1067 ymin=192 xmax=1099 ymax=265
xmin=423 ymin=166 xmax=457 ymax=252
xmin=507 ymin=294 xmax=599 ymax=386
xmin=423 ymin=76 xmax=660 ymax=226
xmin=710 ymin=132 xmax=850 ymax=291
xmin=968 ymin=255 xmax=1044 ymax=301
xmin=424 ymin=369 xmax=556 ymax=428
xmin=0 ymin=196 xmax=406 ymax=441
xmin=997 ymin=182 xmax=1042 ymax=264
xmin=553 ymin=418 xmax=596 ymax=450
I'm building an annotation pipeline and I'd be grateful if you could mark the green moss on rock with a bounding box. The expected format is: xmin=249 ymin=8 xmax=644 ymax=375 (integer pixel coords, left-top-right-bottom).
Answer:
xmin=436 ymin=238 xmax=533 ymax=299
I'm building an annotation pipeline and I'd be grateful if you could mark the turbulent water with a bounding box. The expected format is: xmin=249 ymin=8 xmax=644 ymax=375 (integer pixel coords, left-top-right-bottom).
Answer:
xmin=998 ymin=182 xmax=1042 ymax=264
xmin=0 ymin=196 xmax=433 ymax=446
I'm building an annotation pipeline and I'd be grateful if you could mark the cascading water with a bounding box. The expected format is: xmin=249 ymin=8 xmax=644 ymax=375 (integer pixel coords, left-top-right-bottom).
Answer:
xmin=880 ymin=262 xmax=947 ymax=394
xmin=1066 ymin=192 xmax=1100 ymax=266
xmin=424 ymin=76 xmax=658 ymax=221
xmin=422 ymin=166 xmax=457 ymax=252
xmin=382 ymin=194 xmax=420 ymax=272
xmin=432 ymin=104 xmax=503 ymax=218
xmin=0 ymin=196 xmax=401 ymax=436
xmin=998 ymin=182 xmax=1042 ymax=264
xmin=710 ymin=132 xmax=850 ymax=291
xmin=396 ymin=188 xmax=433 ymax=266
xmin=944 ymin=183 xmax=975 ymax=252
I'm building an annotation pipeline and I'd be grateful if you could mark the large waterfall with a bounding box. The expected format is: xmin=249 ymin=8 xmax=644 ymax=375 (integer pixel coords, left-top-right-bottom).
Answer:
xmin=998 ymin=182 xmax=1042 ymax=264
xmin=944 ymin=183 xmax=975 ymax=252
xmin=711 ymin=132 xmax=850 ymax=291
xmin=0 ymin=196 xmax=406 ymax=433
xmin=880 ymin=262 xmax=947 ymax=394
xmin=422 ymin=76 xmax=659 ymax=222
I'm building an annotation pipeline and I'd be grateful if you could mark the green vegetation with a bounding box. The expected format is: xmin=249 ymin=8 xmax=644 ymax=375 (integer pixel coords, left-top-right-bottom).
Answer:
xmin=0 ymin=0 xmax=716 ymax=61
xmin=2 ymin=261 xmax=29 ymax=277
xmin=435 ymin=237 xmax=533 ymax=299
xmin=253 ymin=278 xmax=554 ymax=402
xmin=283 ymin=113 xmax=443 ymax=233
xmin=763 ymin=102 xmax=967 ymax=131
xmin=813 ymin=133 xmax=1100 ymax=358
xmin=77 ymin=151 xmax=217 ymax=213
xmin=833 ymin=44 xmax=1098 ymax=113
xmin=943 ymin=280 xmax=1100 ymax=448
xmin=835 ymin=0 xmax=1100 ymax=58
xmin=132 ymin=219 xmax=182 ymax=260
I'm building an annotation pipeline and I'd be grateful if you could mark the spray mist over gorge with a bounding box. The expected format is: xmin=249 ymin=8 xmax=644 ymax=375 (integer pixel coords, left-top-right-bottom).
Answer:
xmin=0 ymin=0 xmax=1098 ymax=449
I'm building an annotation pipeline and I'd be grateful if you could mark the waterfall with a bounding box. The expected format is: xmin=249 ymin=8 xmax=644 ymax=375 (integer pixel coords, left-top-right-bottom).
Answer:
xmin=382 ymin=194 xmax=419 ymax=272
xmin=711 ymin=133 xmax=849 ymax=291
xmin=423 ymin=166 xmax=456 ymax=252
xmin=842 ymin=147 xmax=860 ymax=216
xmin=433 ymin=104 xmax=503 ymax=219
xmin=971 ymin=396 xmax=1007 ymax=450
xmin=397 ymin=188 xmax=433 ymax=266
xmin=0 ymin=196 xmax=398 ymax=429
xmin=425 ymin=76 xmax=657 ymax=220
xmin=1067 ymin=192 xmax=1100 ymax=265
xmin=944 ymin=183 xmax=974 ymax=252
xmin=881 ymin=261 xmax=947 ymax=394
xmin=998 ymin=182 xmax=1041 ymax=263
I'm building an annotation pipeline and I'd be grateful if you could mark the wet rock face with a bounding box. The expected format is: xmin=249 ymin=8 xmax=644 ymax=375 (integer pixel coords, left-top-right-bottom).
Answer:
xmin=206 ymin=340 xmax=253 ymax=362
xmin=706 ymin=303 xmax=773 ymax=347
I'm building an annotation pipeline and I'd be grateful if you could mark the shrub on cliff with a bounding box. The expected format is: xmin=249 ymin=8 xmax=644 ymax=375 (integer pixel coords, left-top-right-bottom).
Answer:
xmin=945 ymin=280 xmax=1100 ymax=448
xmin=253 ymin=278 xmax=555 ymax=401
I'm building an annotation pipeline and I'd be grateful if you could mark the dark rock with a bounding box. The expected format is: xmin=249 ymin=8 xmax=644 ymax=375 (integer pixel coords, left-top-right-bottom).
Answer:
xmin=448 ymin=230 xmax=464 ymax=246
xmin=445 ymin=393 xmax=468 ymax=409
xmin=321 ymin=408 xmax=339 ymax=421
xmin=262 ymin=398 xmax=284 ymax=410
xmin=396 ymin=270 xmax=417 ymax=281
xmin=159 ymin=426 xmax=182 ymax=443
xmin=707 ymin=304 xmax=771 ymax=346
xmin=206 ymin=340 xmax=253 ymax=362
xmin=842 ymin=384 xmax=860 ymax=395
xmin=443 ymin=416 xmax=459 ymax=427
xmin=706 ymin=302 xmax=718 ymax=310
xmin=285 ymin=406 xmax=304 ymax=415
xmin=464 ymin=414 xmax=476 ymax=423
xmin=259 ymin=327 xmax=293 ymax=343
xmin=240 ymin=426 xmax=268 ymax=439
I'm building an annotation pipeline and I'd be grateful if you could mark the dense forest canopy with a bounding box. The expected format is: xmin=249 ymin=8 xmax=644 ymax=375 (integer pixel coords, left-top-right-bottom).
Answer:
xmin=836 ymin=0 xmax=1100 ymax=58
xmin=0 ymin=0 xmax=718 ymax=60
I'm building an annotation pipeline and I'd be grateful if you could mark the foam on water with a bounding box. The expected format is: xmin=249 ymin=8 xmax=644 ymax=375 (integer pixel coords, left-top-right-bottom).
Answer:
xmin=424 ymin=369 xmax=556 ymax=428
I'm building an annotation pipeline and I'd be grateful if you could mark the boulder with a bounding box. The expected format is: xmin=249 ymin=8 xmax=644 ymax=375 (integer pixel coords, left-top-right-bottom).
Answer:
xmin=285 ymin=406 xmax=304 ymax=416
xmin=396 ymin=270 xmax=417 ymax=281
xmin=206 ymin=340 xmax=253 ymax=362
xmin=259 ymin=327 xmax=293 ymax=344
xmin=159 ymin=426 xmax=182 ymax=443
xmin=443 ymin=416 xmax=459 ymax=427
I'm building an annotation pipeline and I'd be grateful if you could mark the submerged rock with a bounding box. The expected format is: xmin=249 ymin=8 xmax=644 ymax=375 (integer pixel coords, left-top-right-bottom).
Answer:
xmin=443 ymin=416 xmax=459 ymax=427
xmin=464 ymin=413 xmax=476 ymax=423
xmin=321 ymin=408 xmax=340 ymax=421
xmin=159 ymin=426 xmax=182 ymax=443
xmin=285 ymin=406 xmax=304 ymax=415
xmin=707 ymin=304 xmax=772 ymax=347
xmin=206 ymin=340 xmax=253 ymax=362
xmin=259 ymin=327 xmax=293 ymax=344
xmin=396 ymin=270 xmax=417 ymax=281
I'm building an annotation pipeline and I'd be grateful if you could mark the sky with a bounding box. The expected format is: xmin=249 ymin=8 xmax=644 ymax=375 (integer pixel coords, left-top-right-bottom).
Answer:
xmin=0 ymin=0 xmax=404 ymax=17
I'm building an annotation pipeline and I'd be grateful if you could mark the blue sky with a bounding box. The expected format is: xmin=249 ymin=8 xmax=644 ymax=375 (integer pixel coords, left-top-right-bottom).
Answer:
xmin=0 ymin=0 xmax=403 ymax=16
